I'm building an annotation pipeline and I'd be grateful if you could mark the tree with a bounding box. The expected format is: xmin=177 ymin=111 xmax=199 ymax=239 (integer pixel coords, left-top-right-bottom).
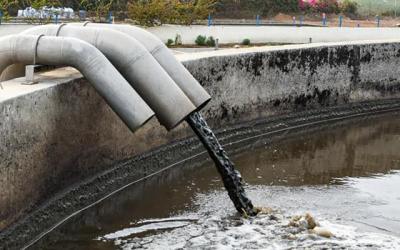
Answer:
xmin=0 ymin=0 xmax=18 ymax=18
xmin=127 ymin=0 xmax=169 ymax=26
xmin=340 ymin=0 xmax=358 ymax=16
xmin=79 ymin=0 xmax=114 ymax=21
xmin=215 ymin=0 xmax=300 ymax=17
xmin=127 ymin=0 xmax=217 ymax=26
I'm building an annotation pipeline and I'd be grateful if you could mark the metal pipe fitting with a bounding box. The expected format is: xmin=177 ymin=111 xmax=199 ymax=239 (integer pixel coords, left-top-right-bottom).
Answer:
xmin=0 ymin=35 xmax=154 ymax=132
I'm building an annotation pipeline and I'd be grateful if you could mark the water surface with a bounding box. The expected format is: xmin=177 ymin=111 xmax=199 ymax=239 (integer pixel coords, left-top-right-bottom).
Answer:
xmin=33 ymin=114 xmax=400 ymax=249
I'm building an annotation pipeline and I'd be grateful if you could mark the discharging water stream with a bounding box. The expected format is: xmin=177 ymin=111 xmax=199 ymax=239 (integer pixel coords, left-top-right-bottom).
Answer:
xmin=186 ymin=112 xmax=257 ymax=216
xmin=31 ymin=113 xmax=400 ymax=249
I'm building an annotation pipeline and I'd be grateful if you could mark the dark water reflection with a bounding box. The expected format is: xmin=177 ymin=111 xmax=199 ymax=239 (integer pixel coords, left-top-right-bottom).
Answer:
xmin=32 ymin=114 xmax=400 ymax=249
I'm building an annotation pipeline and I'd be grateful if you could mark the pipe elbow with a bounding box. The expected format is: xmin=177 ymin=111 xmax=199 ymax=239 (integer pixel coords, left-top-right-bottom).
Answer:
xmin=76 ymin=23 xmax=212 ymax=111
xmin=50 ymin=37 xmax=155 ymax=131
xmin=61 ymin=38 xmax=101 ymax=70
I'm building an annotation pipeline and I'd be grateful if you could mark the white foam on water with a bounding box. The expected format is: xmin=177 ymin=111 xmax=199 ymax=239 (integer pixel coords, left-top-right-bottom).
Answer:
xmin=103 ymin=181 xmax=400 ymax=250
xmin=98 ymin=171 xmax=400 ymax=249
xmin=132 ymin=215 xmax=199 ymax=225
xmin=98 ymin=221 xmax=190 ymax=240
xmin=105 ymin=210 xmax=400 ymax=250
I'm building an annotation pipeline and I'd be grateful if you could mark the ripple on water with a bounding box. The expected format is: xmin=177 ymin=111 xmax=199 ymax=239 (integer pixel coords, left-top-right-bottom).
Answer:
xmin=32 ymin=114 xmax=400 ymax=249
xmin=104 ymin=172 xmax=400 ymax=250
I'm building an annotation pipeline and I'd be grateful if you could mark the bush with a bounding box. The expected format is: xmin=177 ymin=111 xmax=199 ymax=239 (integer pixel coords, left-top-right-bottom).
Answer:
xmin=128 ymin=0 xmax=217 ymax=26
xmin=242 ymin=38 xmax=251 ymax=46
xmin=316 ymin=0 xmax=340 ymax=14
xmin=299 ymin=0 xmax=340 ymax=14
xmin=340 ymin=0 xmax=358 ymax=16
xmin=166 ymin=39 xmax=174 ymax=47
xmin=195 ymin=35 xmax=207 ymax=46
xmin=206 ymin=36 xmax=216 ymax=46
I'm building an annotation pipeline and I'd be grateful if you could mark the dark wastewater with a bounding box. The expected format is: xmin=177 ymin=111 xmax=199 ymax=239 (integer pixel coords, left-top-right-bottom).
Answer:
xmin=31 ymin=113 xmax=400 ymax=249
xmin=186 ymin=112 xmax=257 ymax=216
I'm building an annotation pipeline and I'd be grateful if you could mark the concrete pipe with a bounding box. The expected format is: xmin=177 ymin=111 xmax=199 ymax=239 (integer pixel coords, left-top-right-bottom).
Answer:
xmin=0 ymin=34 xmax=154 ymax=132
xmin=72 ymin=23 xmax=211 ymax=110
xmin=21 ymin=25 xmax=197 ymax=130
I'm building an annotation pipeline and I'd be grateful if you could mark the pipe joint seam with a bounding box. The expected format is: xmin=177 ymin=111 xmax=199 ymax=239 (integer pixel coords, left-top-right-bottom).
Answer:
xmin=33 ymin=34 xmax=46 ymax=65
xmin=55 ymin=23 xmax=67 ymax=36
xmin=119 ymin=51 xmax=149 ymax=73
xmin=150 ymin=44 xmax=165 ymax=55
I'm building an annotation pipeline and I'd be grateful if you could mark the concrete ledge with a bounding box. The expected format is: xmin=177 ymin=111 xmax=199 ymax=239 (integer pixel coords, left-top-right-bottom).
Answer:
xmin=2 ymin=40 xmax=400 ymax=247
xmin=149 ymin=25 xmax=400 ymax=44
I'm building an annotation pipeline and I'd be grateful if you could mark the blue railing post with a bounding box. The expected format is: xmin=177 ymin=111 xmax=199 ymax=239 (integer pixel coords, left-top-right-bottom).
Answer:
xmin=256 ymin=15 xmax=260 ymax=26
xmin=79 ymin=10 xmax=86 ymax=21
xmin=108 ymin=11 xmax=113 ymax=24
xmin=339 ymin=15 xmax=343 ymax=27
xmin=208 ymin=13 xmax=212 ymax=26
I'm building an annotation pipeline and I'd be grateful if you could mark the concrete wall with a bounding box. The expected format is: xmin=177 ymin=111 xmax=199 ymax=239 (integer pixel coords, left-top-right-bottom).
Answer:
xmin=149 ymin=25 xmax=400 ymax=44
xmin=1 ymin=40 xmax=400 ymax=235
xmin=3 ymin=23 xmax=400 ymax=45
xmin=0 ymin=24 xmax=35 ymax=37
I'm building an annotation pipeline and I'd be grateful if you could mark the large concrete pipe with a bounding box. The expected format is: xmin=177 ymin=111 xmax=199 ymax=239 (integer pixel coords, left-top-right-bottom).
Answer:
xmin=0 ymin=34 xmax=154 ymax=132
xmin=73 ymin=23 xmax=211 ymax=110
xmin=20 ymin=25 xmax=197 ymax=130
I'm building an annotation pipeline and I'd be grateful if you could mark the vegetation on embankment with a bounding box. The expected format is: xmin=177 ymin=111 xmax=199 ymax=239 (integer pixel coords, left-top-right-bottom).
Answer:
xmin=0 ymin=0 xmax=359 ymax=24
xmin=2 ymin=0 xmax=399 ymax=26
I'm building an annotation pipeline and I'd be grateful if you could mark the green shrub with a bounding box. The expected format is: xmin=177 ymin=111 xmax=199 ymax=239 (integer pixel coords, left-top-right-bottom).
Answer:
xmin=128 ymin=0 xmax=217 ymax=26
xmin=206 ymin=36 xmax=216 ymax=47
xmin=242 ymin=38 xmax=251 ymax=46
xmin=195 ymin=35 xmax=207 ymax=46
xmin=316 ymin=0 xmax=340 ymax=14
xmin=166 ymin=38 xmax=174 ymax=47
xmin=340 ymin=0 xmax=358 ymax=16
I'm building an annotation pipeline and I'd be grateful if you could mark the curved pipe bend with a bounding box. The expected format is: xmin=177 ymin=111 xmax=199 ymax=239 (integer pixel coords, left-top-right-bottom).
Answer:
xmin=0 ymin=34 xmax=154 ymax=132
xmin=21 ymin=25 xmax=197 ymax=130
xmin=72 ymin=23 xmax=211 ymax=110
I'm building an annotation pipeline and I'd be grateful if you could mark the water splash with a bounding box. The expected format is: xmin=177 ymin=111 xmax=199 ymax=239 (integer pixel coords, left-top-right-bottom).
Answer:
xmin=186 ymin=112 xmax=257 ymax=216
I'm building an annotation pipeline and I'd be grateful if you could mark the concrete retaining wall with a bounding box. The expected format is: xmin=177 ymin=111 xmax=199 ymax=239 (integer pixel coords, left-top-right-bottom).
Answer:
xmin=0 ymin=24 xmax=34 ymax=37
xmin=1 ymin=40 xmax=400 ymax=239
xmin=3 ymin=23 xmax=400 ymax=45
xmin=149 ymin=25 xmax=400 ymax=44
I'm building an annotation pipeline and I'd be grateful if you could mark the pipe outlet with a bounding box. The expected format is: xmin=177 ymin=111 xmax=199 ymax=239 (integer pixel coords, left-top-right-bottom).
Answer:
xmin=72 ymin=23 xmax=211 ymax=110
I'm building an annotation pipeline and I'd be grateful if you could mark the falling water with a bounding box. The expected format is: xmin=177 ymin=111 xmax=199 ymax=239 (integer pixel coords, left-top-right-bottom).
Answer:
xmin=186 ymin=112 xmax=258 ymax=216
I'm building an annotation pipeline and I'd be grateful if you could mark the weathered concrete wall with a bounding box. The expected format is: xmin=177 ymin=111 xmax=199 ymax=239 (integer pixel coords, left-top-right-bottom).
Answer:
xmin=180 ymin=40 xmax=400 ymax=127
xmin=1 ymin=40 xmax=400 ymax=235
xmin=3 ymin=23 xmax=400 ymax=45
xmin=149 ymin=25 xmax=400 ymax=44
xmin=0 ymin=24 xmax=35 ymax=37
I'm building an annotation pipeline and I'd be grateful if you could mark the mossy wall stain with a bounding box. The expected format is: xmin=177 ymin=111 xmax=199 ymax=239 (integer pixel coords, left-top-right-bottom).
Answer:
xmin=183 ymin=42 xmax=400 ymax=125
